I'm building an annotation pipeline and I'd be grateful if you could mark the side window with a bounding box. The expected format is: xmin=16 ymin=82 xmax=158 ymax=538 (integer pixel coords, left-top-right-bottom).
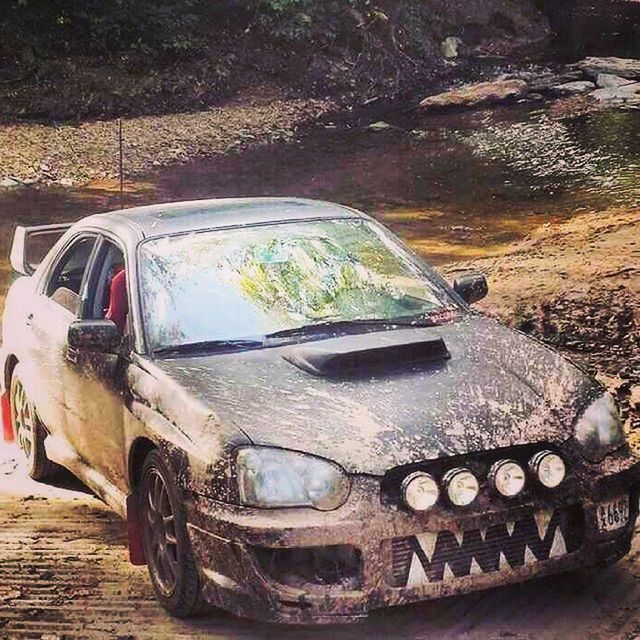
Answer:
xmin=46 ymin=236 xmax=96 ymax=314
xmin=89 ymin=240 xmax=129 ymax=335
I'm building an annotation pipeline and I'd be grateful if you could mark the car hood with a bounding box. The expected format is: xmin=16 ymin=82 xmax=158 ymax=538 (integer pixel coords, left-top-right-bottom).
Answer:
xmin=152 ymin=315 xmax=599 ymax=475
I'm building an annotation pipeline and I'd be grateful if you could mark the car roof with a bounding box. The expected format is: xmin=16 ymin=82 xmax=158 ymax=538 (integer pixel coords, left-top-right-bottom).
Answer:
xmin=79 ymin=197 xmax=365 ymax=240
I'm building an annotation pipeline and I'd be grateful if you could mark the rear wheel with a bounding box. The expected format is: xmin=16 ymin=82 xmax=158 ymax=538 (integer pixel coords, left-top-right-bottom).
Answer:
xmin=10 ymin=365 xmax=58 ymax=480
xmin=139 ymin=450 xmax=202 ymax=617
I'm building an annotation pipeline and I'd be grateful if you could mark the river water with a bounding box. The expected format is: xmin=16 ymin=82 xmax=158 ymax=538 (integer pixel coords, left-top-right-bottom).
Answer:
xmin=0 ymin=104 xmax=638 ymax=302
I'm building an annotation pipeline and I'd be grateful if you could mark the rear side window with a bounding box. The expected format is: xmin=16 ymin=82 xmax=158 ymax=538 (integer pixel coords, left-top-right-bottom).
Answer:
xmin=46 ymin=236 xmax=96 ymax=314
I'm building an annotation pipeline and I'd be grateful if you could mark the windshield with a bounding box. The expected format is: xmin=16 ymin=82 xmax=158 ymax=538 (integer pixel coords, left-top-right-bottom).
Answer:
xmin=139 ymin=218 xmax=460 ymax=352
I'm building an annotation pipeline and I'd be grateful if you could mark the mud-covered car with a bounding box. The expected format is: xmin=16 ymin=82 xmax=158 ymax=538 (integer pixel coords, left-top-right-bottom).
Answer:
xmin=1 ymin=197 xmax=639 ymax=624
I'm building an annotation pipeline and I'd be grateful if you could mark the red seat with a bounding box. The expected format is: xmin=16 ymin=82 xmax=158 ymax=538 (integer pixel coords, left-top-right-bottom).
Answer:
xmin=105 ymin=268 xmax=128 ymax=334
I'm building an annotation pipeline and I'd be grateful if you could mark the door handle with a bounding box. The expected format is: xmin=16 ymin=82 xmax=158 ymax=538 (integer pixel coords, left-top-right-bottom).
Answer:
xmin=25 ymin=313 xmax=33 ymax=327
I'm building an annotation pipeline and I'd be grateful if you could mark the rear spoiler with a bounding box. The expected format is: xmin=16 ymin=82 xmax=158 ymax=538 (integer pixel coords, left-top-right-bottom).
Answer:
xmin=10 ymin=223 xmax=73 ymax=276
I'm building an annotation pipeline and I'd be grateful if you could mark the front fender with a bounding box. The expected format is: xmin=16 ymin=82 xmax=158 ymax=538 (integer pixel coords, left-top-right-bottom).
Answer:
xmin=125 ymin=357 xmax=251 ymax=501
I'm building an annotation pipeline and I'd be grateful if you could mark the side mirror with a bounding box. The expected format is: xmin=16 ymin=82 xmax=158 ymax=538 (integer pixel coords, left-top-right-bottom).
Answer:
xmin=453 ymin=273 xmax=488 ymax=304
xmin=68 ymin=320 xmax=121 ymax=354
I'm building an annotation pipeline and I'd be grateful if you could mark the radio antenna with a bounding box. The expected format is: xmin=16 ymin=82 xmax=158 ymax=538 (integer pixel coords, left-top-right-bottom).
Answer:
xmin=118 ymin=118 xmax=124 ymax=209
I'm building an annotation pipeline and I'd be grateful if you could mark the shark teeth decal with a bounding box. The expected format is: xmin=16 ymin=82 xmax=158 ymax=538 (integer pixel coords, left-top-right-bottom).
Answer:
xmin=443 ymin=563 xmax=455 ymax=581
xmin=407 ymin=553 xmax=429 ymax=587
xmin=499 ymin=551 xmax=511 ymax=571
xmin=469 ymin=557 xmax=483 ymax=576
xmin=416 ymin=532 xmax=438 ymax=562
xmin=549 ymin=527 xmax=567 ymax=557
xmin=534 ymin=509 xmax=554 ymax=540
xmin=524 ymin=545 xmax=537 ymax=565
xmin=396 ymin=507 xmax=577 ymax=588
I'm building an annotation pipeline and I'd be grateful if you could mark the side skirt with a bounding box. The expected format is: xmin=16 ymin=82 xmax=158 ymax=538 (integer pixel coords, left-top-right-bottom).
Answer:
xmin=44 ymin=432 xmax=127 ymax=518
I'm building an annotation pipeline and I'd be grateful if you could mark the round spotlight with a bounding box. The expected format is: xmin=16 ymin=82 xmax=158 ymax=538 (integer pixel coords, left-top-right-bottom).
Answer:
xmin=443 ymin=467 xmax=479 ymax=506
xmin=489 ymin=459 xmax=526 ymax=497
xmin=529 ymin=451 xmax=565 ymax=488
xmin=401 ymin=472 xmax=439 ymax=511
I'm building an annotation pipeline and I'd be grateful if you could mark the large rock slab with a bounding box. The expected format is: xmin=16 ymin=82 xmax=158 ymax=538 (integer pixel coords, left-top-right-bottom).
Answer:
xmin=596 ymin=73 xmax=636 ymax=89
xmin=591 ymin=82 xmax=640 ymax=108
xmin=578 ymin=57 xmax=640 ymax=80
xmin=419 ymin=79 xmax=527 ymax=111
xmin=527 ymin=70 xmax=585 ymax=93
xmin=550 ymin=80 xmax=595 ymax=96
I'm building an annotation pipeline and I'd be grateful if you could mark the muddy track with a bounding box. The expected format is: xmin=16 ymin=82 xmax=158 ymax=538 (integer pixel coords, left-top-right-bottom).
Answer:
xmin=2 ymin=443 xmax=640 ymax=640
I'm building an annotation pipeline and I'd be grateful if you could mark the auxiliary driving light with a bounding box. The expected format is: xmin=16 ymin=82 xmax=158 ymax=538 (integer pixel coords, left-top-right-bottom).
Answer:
xmin=401 ymin=471 xmax=439 ymax=511
xmin=443 ymin=467 xmax=479 ymax=506
xmin=529 ymin=450 xmax=566 ymax=488
xmin=489 ymin=459 xmax=526 ymax=497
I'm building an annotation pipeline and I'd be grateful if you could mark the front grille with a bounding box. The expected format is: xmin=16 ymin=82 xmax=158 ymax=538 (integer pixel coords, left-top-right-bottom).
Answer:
xmin=389 ymin=506 xmax=583 ymax=587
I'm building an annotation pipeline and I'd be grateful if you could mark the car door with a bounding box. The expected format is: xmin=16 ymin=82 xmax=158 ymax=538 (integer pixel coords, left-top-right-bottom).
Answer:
xmin=61 ymin=235 xmax=129 ymax=497
xmin=27 ymin=234 xmax=98 ymax=453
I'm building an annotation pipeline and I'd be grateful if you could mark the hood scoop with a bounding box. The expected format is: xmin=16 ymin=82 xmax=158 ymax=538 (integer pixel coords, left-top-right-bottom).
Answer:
xmin=283 ymin=329 xmax=450 ymax=377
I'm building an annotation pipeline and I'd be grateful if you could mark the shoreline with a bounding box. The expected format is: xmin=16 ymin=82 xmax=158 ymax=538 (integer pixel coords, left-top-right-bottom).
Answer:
xmin=0 ymin=90 xmax=333 ymax=188
xmin=443 ymin=206 xmax=640 ymax=445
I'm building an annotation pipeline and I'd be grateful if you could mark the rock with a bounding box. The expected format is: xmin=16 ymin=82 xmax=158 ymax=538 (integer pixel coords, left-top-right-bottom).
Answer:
xmin=368 ymin=121 xmax=392 ymax=132
xmin=550 ymin=80 xmax=595 ymax=96
xmin=591 ymin=82 xmax=640 ymax=109
xmin=57 ymin=177 xmax=74 ymax=187
xmin=527 ymin=70 xmax=585 ymax=93
xmin=578 ymin=56 xmax=640 ymax=80
xmin=410 ymin=129 xmax=429 ymax=140
xmin=419 ymin=79 xmax=528 ymax=111
xmin=631 ymin=386 xmax=640 ymax=410
xmin=0 ymin=177 xmax=20 ymax=188
xmin=596 ymin=73 xmax=636 ymax=89
xmin=441 ymin=36 xmax=463 ymax=59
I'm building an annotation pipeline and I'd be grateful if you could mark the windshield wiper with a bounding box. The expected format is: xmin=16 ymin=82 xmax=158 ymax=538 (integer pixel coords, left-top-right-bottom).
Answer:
xmin=265 ymin=314 xmax=451 ymax=340
xmin=154 ymin=339 xmax=264 ymax=357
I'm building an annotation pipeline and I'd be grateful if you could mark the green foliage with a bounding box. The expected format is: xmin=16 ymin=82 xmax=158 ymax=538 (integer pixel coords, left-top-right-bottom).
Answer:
xmin=0 ymin=0 xmax=236 ymax=64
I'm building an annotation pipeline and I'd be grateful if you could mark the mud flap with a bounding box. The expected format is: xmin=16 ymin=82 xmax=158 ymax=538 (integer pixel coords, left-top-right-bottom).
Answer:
xmin=1 ymin=391 xmax=13 ymax=443
xmin=126 ymin=493 xmax=146 ymax=565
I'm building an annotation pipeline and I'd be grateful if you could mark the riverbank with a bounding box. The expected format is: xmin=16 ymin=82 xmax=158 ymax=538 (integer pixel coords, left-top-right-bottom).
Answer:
xmin=443 ymin=205 xmax=640 ymax=446
xmin=0 ymin=88 xmax=332 ymax=187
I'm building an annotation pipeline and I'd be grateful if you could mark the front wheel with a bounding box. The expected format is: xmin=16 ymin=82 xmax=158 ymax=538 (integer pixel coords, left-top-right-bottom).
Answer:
xmin=10 ymin=365 xmax=58 ymax=480
xmin=139 ymin=450 xmax=202 ymax=617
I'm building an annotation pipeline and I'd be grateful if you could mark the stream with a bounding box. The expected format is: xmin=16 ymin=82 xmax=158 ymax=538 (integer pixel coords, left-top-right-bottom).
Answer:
xmin=0 ymin=103 xmax=638 ymax=303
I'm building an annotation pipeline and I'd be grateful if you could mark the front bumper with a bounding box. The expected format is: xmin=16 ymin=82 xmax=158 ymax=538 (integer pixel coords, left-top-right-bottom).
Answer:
xmin=185 ymin=453 xmax=640 ymax=624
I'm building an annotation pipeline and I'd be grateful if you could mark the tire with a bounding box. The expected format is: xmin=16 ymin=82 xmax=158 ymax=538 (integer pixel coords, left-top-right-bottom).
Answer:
xmin=139 ymin=450 xmax=202 ymax=617
xmin=10 ymin=364 xmax=59 ymax=481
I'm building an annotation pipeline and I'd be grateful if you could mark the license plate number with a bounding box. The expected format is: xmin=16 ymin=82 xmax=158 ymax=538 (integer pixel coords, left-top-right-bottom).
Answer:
xmin=597 ymin=495 xmax=629 ymax=532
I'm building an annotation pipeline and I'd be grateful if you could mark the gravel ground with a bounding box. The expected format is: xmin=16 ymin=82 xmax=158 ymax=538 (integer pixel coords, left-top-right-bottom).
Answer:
xmin=0 ymin=92 xmax=332 ymax=187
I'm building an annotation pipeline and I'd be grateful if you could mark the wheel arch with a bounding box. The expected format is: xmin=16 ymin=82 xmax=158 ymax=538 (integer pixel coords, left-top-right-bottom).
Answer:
xmin=4 ymin=354 xmax=18 ymax=393
xmin=128 ymin=436 xmax=158 ymax=491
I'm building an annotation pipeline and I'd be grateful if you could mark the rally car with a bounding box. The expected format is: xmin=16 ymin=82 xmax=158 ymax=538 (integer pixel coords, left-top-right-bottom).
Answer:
xmin=1 ymin=197 xmax=638 ymax=624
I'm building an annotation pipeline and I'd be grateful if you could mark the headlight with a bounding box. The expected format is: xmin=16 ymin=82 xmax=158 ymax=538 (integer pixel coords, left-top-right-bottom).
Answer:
xmin=443 ymin=467 xmax=479 ymax=506
xmin=574 ymin=393 xmax=625 ymax=462
xmin=236 ymin=447 xmax=350 ymax=510
xmin=402 ymin=471 xmax=439 ymax=511
xmin=529 ymin=450 xmax=565 ymax=488
xmin=489 ymin=459 xmax=526 ymax=497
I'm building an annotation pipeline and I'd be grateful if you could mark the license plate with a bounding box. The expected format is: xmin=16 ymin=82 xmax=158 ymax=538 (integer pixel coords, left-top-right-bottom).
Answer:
xmin=596 ymin=495 xmax=629 ymax=532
